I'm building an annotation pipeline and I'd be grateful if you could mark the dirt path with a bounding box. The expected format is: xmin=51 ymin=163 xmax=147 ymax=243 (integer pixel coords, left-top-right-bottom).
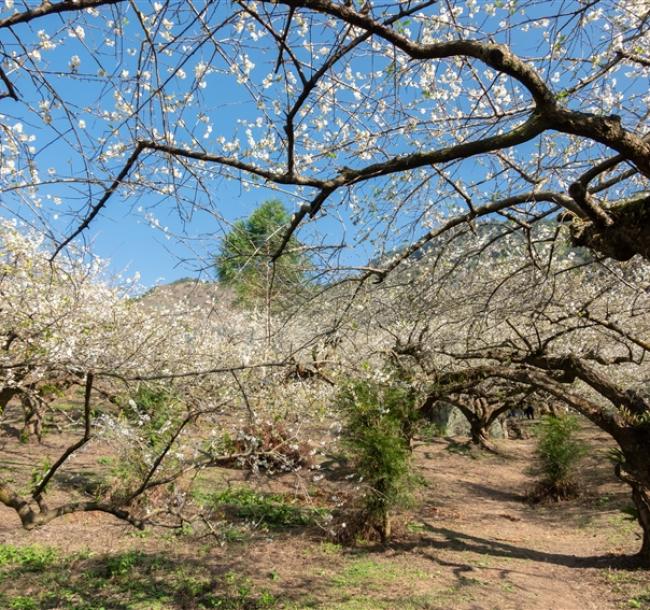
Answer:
xmin=0 ymin=426 xmax=648 ymax=609
xmin=402 ymin=435 xmax=637 ymax=610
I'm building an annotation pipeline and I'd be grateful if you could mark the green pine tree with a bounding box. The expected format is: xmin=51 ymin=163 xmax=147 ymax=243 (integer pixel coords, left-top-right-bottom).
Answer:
xmin=215 ymin=200 xmax=306 ymax=302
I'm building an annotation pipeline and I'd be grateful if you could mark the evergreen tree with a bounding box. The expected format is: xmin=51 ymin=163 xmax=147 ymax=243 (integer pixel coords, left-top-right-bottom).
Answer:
xmin=216 ymin=200 xmax=305 ymax=301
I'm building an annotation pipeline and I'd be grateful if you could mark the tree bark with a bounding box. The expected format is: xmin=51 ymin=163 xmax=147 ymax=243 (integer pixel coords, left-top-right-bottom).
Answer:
xmin=570 ymin=194 xmax=650 ymax=262
xmin=631 ymin=485 xmax=650 ymax=563
xmin=468 ymin=420 xmax=498 ymax=452
xmin=0 ymin=387 xmax=18 ymax=413
xmin=613 ymin=430 xmax=650 ymax=564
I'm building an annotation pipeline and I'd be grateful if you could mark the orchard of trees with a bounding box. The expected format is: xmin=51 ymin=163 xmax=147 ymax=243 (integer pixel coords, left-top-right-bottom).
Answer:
xmin=0 ymin=0 xmax=649 ymax=606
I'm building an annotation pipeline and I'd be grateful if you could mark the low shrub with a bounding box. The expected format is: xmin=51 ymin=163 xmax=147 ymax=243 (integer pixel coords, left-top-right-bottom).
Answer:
xmin=530 ymin=414 xmax=587 ymax=502
xmin=334 ymin=378 xmax=421 ymax=543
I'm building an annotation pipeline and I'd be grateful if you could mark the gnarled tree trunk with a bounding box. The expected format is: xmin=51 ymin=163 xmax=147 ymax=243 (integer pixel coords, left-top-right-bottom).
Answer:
xmin=631 ymin=485 xmax=650 ymax=562
xmin=469 ymin=419 xmax=494 ymax=451
xmin=614 ymin=428 xmax=650 ymax=563
xmin=0 ymin=387 xmax=18 ymax=414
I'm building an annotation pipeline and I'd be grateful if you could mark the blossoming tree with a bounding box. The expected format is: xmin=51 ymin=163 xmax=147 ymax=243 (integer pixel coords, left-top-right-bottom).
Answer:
xmin=0 ymin=221 xmax=314 ymax=530
xmin=349 ymin=226 xmax=650 ymax=560
xmin=0 ymin=0 xmax=648 ymax=275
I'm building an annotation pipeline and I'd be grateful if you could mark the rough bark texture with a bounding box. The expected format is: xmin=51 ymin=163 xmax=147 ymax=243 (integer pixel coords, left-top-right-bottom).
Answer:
xmin=469 ymin=421 xmax=496 ymax=452
xmin=632 ymin=486 xmax=650 ymax=563
xmin=0 ymin=387 xmax=18 ymax=412
xmin=608 ymin=427 xmax=650 ymax=561
xmin=571 ymin=195 xmax=650 ymax=261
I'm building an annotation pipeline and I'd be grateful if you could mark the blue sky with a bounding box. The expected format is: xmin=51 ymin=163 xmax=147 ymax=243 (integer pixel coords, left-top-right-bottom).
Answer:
xmin=0 ymin=1 xmax=642 ymax=286
xmin=0 ymin=2 xmax=371 ymax=286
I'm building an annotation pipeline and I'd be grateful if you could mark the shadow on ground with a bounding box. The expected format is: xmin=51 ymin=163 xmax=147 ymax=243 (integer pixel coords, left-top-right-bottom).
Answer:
xmin=361 ymin=524 xmax=645 ymax=570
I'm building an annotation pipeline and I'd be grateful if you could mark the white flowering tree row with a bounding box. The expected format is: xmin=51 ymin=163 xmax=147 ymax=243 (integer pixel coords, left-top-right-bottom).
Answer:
xmin=4 ymin=212 xmax=650 ymax=560
xmin=336 ymin=225 xmax=650 ymax=559
xmin=0 ymin=220 xmax=332 ymax=530
xmin=1 ymin=0 xmax=650 ymax=562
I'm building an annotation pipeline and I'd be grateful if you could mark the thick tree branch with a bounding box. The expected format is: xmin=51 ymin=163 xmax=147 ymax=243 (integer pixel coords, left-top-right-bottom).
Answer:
xmin=0 ymin=0 xmax=125 ymax=29
xmin=524 ymin=353 xmax=650 ymax=417
xmin=424 ymin=364 xmax=621 ymax=435
xmin=0 ymin=65 xmax=18 ymax=100
xmin=548 ymin=108 xmax=650 ymax=178
xmin=363 ymin=190 xmax=576 ymax=281
xmin=617 ymin=49 xmax=650 ymax=68
xmin=32 ymin=372 xmax=94 ymax=498
xmin=266 ymin=0 xmax=556 ymax=107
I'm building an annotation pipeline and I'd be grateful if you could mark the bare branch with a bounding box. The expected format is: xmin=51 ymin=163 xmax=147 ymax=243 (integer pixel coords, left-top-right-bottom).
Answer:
xmin=0 ymin=0 xmax=125 ymax=29
xmin=0 ymin=65 xmax=18 ymax=100
xmin=31 ymin=372 xmax=94 ymax=499
xmin=51 ymin=144 xmax=145 ymax=260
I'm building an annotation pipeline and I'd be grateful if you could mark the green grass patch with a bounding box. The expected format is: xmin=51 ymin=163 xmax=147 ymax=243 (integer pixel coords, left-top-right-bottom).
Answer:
xmin=628 ymin=589 xmax=650 ymax=609
xmin=331 ymin=557 xmax=399 ymax=588
xmin=202 ymin=487 xmax=330 ymax=529
xmin=0 ymin=544 xmax=57 ymax=571
xmin=0 ymin=545 xmax=282 ymax=610
xmin=9 ymin=597 xmax=38 ymax=610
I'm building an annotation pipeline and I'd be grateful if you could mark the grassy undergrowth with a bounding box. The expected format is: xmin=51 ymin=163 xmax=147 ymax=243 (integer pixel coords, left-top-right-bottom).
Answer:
xmin=0 ymin=543 xmax=279 ymax=610
xmin=0 ymin=542 xmax=441 ymax=610
xmin=200 ymin=487 xmax=330 ymax=530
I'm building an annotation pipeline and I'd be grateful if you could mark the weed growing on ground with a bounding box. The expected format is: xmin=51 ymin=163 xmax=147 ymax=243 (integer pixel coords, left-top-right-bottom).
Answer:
xmin=0 ymin=544 xmax=57 ymax=571
xmin=0 ymin=544 xmax=281 ymax=609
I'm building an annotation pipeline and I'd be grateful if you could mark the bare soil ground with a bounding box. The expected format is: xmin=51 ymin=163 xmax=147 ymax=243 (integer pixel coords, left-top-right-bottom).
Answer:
xmin=1 ymin=422 xmax=649 ymax=609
